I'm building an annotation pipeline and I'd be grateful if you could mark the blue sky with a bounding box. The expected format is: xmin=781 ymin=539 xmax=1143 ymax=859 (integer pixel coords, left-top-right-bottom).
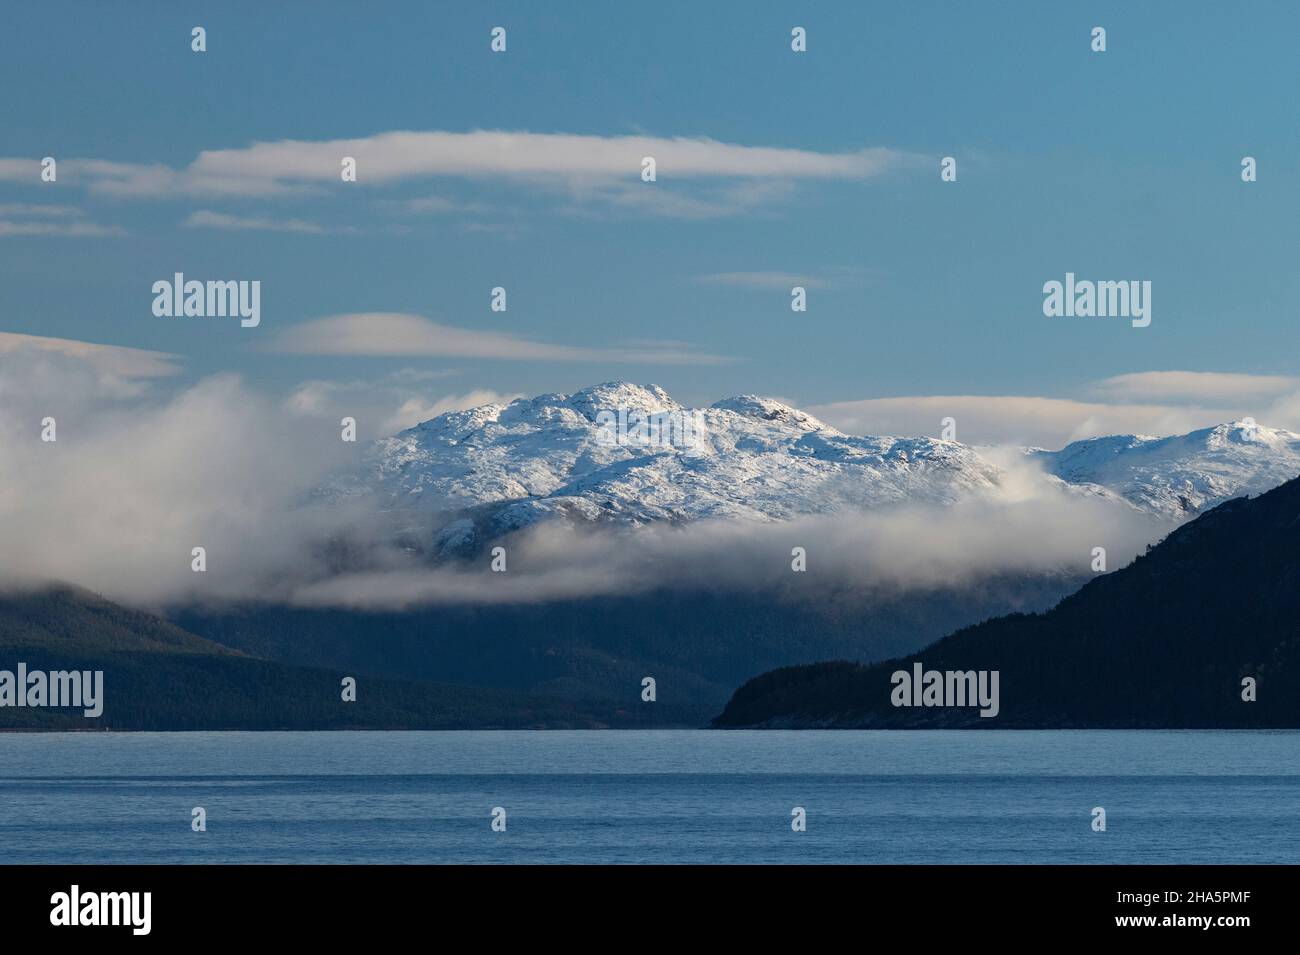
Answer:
xmin=3 ymin=0 xmax=1300 ymax=444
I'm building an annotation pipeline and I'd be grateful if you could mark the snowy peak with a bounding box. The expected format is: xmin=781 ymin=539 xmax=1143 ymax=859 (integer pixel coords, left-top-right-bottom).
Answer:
xmin=1050 ymin=420 xmax=1290 ymax=462
xmin=1031 ymin=420 xmax=1300 ymax=518
xmin=709 ymin=395 xmax=830 ymax=433
xmin=568 ymin=381 xmax=679 ymax=420
xmin=1203 ymin=420 xmax=1293 ymax=449
xmin=327 ymin=382 xmax=1005 ymax=544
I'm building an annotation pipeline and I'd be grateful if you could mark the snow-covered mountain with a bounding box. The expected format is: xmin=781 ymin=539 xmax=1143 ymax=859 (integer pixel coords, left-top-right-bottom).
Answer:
xmin=324 ymin=382 xmax=1300 ymax=549
xmin=1027 ymin=421 xmax=1300 ymax=520
xmin=323 ymin=381 xmax=1003 ymax=548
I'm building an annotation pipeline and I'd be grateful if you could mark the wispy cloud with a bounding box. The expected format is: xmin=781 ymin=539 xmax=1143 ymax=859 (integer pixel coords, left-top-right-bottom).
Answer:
xmin=694 ymin=264 xmax=870 ymax=289
xmin=574 ymin=178 xmax=802 ymax=219
xmin=373 ymin=194 xmax=487 ymax=216
xmin=809 ymin=369 xmax=1300 ymax=448
xmin=183 ymin=130 xmax=903 ymax=190
xmin=0 ymin=159 xmax=42 ymax=181
xmin=0 ymin=331 xmax=181 ymax=379
xmin=265 ymin=313 xmax=733 ymax=365
xmin=808 ymin=394 xmax=1235 ymax=448
xmin=0 ymin=221 xmax=125 ymax=237
xmin=285 ymin=370 xmax=520 ymax=434
xmin=0 ymin=202 xmax=124 ymax=238
xmin=183 ymin=210 xmax=352 ymax=235
xmin=1088 ymin=370 xmax=1300 ymax=404
xmin=0 ymin=131 xmax=911 ymax=219
xmin=456 ymin=220 xmax=528 ymax=239
xmin=695 ymin=271 xmax=830 ymax=290
xmin=0 ymin=204 xmax=81 ymax=217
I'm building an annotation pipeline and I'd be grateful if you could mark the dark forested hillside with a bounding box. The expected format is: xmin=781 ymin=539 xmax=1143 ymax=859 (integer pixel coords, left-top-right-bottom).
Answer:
xmin=0 ymin=586 xmax=628 ymax=729
xmin=715 ymin=476 xmax=1300 ymax=728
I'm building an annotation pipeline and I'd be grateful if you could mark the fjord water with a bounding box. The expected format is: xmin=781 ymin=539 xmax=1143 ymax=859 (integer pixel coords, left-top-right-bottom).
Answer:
xmin=1 ymin=730 xmax=1295 ymax=864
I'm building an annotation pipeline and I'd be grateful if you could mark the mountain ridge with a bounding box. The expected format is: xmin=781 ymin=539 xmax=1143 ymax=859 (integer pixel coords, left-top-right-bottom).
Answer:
xmin=324 ymin=381 xmax=1300 ymax=555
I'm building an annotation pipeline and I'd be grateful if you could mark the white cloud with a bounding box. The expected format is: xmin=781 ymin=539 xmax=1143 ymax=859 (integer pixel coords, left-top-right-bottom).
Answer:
xmin=0 ymin=221 xmax=125 ymax=237
xmin=285 ymin=371 xmax=521 ymax=434
xmin=1088 ymin=370 xmax=1300 ymax=404
xmin=184 ymin=130 xmax=903 ymax=187
xmin=808 ymin=369 xmax=1300 ymax=448
xmin=373 ymin=194 xmax=486 ymax=215
xmin=0 ymin=202 xmax=125 ymax=238
xmin=63 ymin=158 xmax=303 ymax=198
xmin=0 ymin=159 xmax=41 ymax=181
xmin=0 ymin=356 xmax=369 ymax=605
xmin=575 ymin=177 xmax=801 ymax=219
xmin=0 ymin=332 xmax=181 ymax=379
xmin=0 ymin=204 xmax=81 ymax=217
xmin=0 ymin=132 xmax=910 ymax=221
xmin=266 ymin=313 xmax=733 ymax=365
xmin=695 ymin=271 xmax=829 ymax=290
xmin=183 ymin=210 xmax=350 ymax=234
xmin=808 ymin=394 xmax=1239 ymax=448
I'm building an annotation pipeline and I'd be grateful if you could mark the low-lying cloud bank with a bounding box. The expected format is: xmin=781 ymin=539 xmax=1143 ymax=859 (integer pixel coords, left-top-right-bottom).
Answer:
xmin=291 ymin=493 xmax=1164 ymax=610
xmin=0 ymin=348 xmax=1173 ymax=610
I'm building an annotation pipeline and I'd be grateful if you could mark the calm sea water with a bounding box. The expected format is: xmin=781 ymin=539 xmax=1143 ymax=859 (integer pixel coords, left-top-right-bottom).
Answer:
xmin=0 ymin=730 xmax=1296 ymax=864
